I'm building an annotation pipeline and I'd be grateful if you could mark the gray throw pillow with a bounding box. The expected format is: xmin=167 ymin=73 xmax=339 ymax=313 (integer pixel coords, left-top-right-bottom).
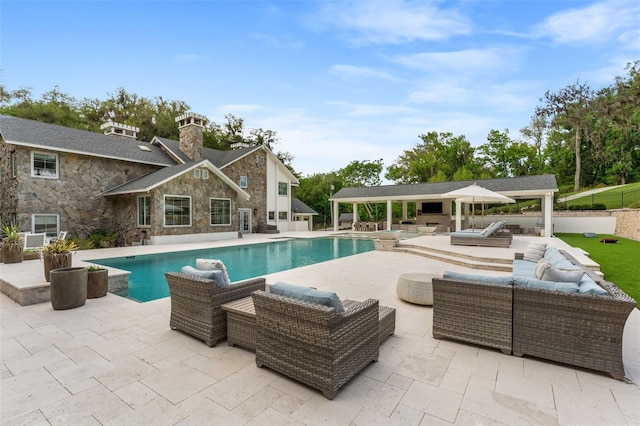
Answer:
xmin=541 ymin=267 xmax=585 ymax=283
xmin=180 ymin=265 xmax=226 ymax=286
xmin=523 ymin=242 xmax=547 ymax=262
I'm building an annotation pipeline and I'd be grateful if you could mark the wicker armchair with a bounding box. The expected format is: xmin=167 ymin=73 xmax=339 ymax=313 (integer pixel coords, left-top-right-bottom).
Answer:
xmin=251 ymin=290 xmax=379 ymax=399
xmin=165 ymin=272 xmax=266 ymax=347
xmin=432 ymin=276 xmax=513 ymax=354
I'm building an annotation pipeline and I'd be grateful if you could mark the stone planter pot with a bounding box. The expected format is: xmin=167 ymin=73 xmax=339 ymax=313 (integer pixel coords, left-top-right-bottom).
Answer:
xmin=87 ymin=269 xmax=108 ymax=299
xmin=50 ymin=267 xmax=87 ymax=310
xmin=1 ymin=243 xmax=24 ymax=264
xmin=23 ymin=251 xmax=40 ymax=261
xmin=44 ymin=253 xmax=73 ymax=282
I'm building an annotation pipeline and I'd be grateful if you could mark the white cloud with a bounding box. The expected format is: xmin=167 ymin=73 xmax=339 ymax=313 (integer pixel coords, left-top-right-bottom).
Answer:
xmin=326 ymin=101 xmax=417 ymax=117
xmin=329 ymin=64 xmax=401 ymax=82
xmin=391 ymin=48 xmax=512 ymax=73
xmin=532 ymin=0 xmax=640 ymax=44
xmin=312 ymin=0 xmax=471 ymax=45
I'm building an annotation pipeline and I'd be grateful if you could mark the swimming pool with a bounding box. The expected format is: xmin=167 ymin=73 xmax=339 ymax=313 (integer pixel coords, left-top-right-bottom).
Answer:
xmin=89 ymin=237 xmax=375 ymax=302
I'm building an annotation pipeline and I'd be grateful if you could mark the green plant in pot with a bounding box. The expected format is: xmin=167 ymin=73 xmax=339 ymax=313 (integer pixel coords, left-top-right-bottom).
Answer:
xmin=42 ymin=239 xmax=78 ymax=282
xmin=87 ymin=264 xmax=108 ymax=298
xmin=1 ymin=223 xmax=24 ymax=264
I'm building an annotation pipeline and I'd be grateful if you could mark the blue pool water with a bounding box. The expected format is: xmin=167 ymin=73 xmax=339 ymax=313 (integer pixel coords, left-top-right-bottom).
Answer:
xmin=89 ymin=237 xmax=375 ymax=302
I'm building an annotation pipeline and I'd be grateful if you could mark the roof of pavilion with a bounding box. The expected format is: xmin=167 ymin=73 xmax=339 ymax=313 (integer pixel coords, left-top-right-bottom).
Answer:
xmin=331 ymin=174 xmax=558 ymax=203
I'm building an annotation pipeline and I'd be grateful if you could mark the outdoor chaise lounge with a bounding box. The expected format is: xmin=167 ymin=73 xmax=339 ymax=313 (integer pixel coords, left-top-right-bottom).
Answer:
xmin=450 ymin=220 xmax=512 ymax=247
xmin=165 ymin=271 xmax=266 ymax=347
xmin=252 ymin=283 xmax=393 ymax=399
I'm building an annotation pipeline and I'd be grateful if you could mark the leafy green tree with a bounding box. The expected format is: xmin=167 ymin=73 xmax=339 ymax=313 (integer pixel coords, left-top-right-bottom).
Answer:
xmin=536 ymin=80 xmax=595 ymax=191
xmin=477 ymin=130 xmax=537 ymax=177
xmin=337 ymin=159 xmax=384 ymax=221
xmin=0 ymin=85 xmax=85 ymax=129
xmin=294 ymin=172 xmax=341 ymax=228
xmin=385 ymin=131 xmax=478 ymax=183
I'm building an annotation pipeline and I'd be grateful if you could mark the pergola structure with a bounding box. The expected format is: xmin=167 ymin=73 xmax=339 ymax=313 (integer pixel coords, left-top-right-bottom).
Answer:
xmin=330 ymin=175 xmax=558 ymax=237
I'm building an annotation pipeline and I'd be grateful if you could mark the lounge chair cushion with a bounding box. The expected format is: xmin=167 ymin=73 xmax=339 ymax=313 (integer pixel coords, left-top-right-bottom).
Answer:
xmin=523 ymin=242 xmax=547 ymax=262
xmin=196 ymin=259 xmax=232 ymax=286
xmin=443 ymin=271 xmax=514 ymax=286
xmin=578 ymin=276 xmax=608 ymax=295
xmin=513 ymin=259 xmax=537 ymax=277
xmin=513 ymin=276 xmax=579 ymax=293
xmin=270 ymin=282 xmax=345 ymax=312
xmin=180 ymin=265 xmax=226 ymax=286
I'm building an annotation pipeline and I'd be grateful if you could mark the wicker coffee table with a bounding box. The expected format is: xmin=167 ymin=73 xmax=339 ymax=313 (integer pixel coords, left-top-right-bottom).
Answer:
xmin=221 ymin=296 xmax=258 ymax=351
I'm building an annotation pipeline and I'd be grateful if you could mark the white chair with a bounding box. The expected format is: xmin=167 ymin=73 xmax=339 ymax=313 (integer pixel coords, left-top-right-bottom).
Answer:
xmin=24 ymin=233 xmax=47 ymax=252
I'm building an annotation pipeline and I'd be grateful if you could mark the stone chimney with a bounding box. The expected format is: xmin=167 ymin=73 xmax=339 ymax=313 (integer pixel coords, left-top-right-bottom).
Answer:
xmin=100 ymin=121 xmax=139 ymax=140
xmin=175 ymin=112 xmax=206 ymax=161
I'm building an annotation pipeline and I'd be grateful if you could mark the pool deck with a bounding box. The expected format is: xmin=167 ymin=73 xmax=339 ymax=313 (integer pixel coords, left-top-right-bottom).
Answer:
xmin=1 ymin=232 xmax=639 ymax=425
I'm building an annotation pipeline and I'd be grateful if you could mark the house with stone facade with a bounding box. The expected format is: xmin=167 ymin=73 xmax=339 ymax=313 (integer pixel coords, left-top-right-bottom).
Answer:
xmin=0 ymin=113 xmax=300 ymax=244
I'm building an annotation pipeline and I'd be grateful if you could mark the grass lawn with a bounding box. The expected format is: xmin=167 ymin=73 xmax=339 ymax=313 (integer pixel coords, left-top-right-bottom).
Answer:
xmin=556 ymin=233 xmax=640 ymax=308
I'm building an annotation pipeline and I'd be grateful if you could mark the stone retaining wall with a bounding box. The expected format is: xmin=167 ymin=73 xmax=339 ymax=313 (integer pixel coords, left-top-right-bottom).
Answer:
xmin=612 ymin=209 xmax=640 ymax=241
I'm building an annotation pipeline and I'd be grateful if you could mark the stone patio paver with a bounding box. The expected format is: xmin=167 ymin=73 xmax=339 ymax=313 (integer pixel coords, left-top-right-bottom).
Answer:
xmin=1 ymin=232 xmax=638 ymax=425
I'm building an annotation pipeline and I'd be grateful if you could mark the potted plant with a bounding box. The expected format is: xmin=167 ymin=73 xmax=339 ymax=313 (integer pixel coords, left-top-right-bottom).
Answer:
xmin=23 ymin=249 xmax=40 ymax=261
xmin=42 ymin=239 xmax=78 ymax=282
xmin=1 ymin=223 xmax=24 ymax=264
xmin=87 ymin=265 xmax=108 ymax=298
xmin=50 ymin=266 xmax=87 ymax=310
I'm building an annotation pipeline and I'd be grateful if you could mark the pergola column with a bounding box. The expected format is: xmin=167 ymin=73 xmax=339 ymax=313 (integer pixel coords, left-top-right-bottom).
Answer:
xmin=543 ymin=192 xmax=553 ymax=236
xmin=402 ymin=201 xmax=408 ymax=221
xmin=455 ymin=200 xmax=462 ymax=232
xmin=386 ymin=200 xmax=393 ymax=230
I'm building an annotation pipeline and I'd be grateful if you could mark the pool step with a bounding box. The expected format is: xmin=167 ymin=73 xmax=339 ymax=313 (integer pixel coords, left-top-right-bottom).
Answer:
xmin=394 ymin=244 xmax=513 ymax=272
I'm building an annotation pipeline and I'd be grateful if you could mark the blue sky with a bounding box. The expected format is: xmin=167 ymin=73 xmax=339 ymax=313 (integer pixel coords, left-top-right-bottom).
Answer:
xmin=2 ymin=0 xmax=638 ymax=179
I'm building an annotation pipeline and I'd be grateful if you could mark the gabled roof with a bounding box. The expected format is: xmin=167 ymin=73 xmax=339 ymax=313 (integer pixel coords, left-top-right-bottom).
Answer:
xmin=103 ymin=159 xmax=250 ymax=200
xmin=0 ymin=114 xmax=175 ymax=166
xmin=153 ymin=137 xmax=299 ymax=185
xmin=291 ymin=198 xmax=318 ymax=215
xmin=332 ymin=175 xmax=558 ymax=202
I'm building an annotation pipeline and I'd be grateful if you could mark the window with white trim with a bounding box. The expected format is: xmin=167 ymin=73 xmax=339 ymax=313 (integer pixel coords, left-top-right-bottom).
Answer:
xmin=137 ymin=196 xmax=151 ymax=226
xmin=164 ymin=195 xmax=191 ymax=226
xmin=278 ymin=211 xmax=288 ymax=220
xmin=31 ymin=151 xmax=59 ymax=178
xmin=194 ymin=169 xmax=201 ymax=178
xmin=278 ymin=182 xmax=288 ymax=196
xmin=210 ymin=198 xmax=231 ymax=225
xmin=202 ymin=169 xmax=209 ymax=179
xmin=33 ymin=214 xmax=59 ymax=238
xmin=239 ymin=176 xmax=248 ymax=188
xmin=11 ymin=151 xmax=17 ymax=178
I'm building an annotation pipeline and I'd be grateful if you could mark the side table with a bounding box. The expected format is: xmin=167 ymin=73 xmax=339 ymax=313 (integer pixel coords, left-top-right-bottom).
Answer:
xmin=221 ymin=296 xmax=257 ymax=351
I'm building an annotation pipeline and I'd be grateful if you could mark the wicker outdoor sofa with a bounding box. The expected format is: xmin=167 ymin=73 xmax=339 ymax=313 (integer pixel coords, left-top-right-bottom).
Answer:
xmin=251 ymin=286 xmax=394 ymax=399
xmin=450 ymin=220 xmax=513 ymax=248
xmin=432 ymin=245 xmax=636 ymax=380
xmin=165 ymin=271 xmax=266 ymax=347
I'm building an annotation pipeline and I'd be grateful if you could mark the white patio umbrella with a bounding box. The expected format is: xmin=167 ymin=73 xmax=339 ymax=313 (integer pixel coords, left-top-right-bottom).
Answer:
xmin=441 ymin=183 xmax=515 ymax=229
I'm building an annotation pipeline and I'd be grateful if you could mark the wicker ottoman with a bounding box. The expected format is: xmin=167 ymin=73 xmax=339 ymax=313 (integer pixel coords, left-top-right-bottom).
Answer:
xmin=396 ymin=272 xmax=435 ymax=305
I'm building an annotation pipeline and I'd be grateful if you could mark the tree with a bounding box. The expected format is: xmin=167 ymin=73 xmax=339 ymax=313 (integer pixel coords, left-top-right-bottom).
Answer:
xmin=337 ymin=159 xmax=384 ymax=221
xmin=385 ymin=131 xmax=478 ymax=184
xmin=477 ymin=129 xmax=537 ymax=177
xmin=294 ymin=172 xmax=341 ymax=229
xmin=536 ymin=80 xmax=595 ymax=191
xmin=0 ymin=85 xmax=85 ymax=129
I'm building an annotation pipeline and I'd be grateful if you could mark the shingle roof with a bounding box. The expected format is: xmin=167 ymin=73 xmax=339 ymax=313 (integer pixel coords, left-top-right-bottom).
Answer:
xmin=154 ymin=136 xmax=261 ymax=168
xmin=332 ymin=175 xmax=558 ymax=200
xmin=291 ymin=198 xmax=318 ymax=215
xmin=0 ymin=114 xmax=175 ymax=166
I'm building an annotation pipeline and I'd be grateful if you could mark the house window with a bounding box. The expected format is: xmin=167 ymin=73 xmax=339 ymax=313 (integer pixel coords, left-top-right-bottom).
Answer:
xmin=278 ymin=211 xmax=288 ymax=220
xmin=31 ymin=151 xmax=59 ymax=178
xmin=278 ymin=182 xmax=288 ymax=196
xmin=164 ymin=195 xmax=191 ymax=226
xmin=239 ymin=176 xmax=248 ymax=188
xmin=210 ymin=198 xmax=231 ymax=225
xmin=202 ymin=169 xmax=209 ymax=179
xmin=32 ymin=214 xmax=59 ymax=238
xmin=11 ymin=151 xmax=17 ymax=178
xmin=137 ymin=196 xmax=151 ymax=227
xmin=268 ymin=211 xmax=275 ymax=221
xmin=194 ymin=169 xmax=201 ymax=178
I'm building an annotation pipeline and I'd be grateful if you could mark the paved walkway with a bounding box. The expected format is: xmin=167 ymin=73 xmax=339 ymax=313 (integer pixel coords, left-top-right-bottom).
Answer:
xmin=1 ymin=233 xmax=639 ymax=425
